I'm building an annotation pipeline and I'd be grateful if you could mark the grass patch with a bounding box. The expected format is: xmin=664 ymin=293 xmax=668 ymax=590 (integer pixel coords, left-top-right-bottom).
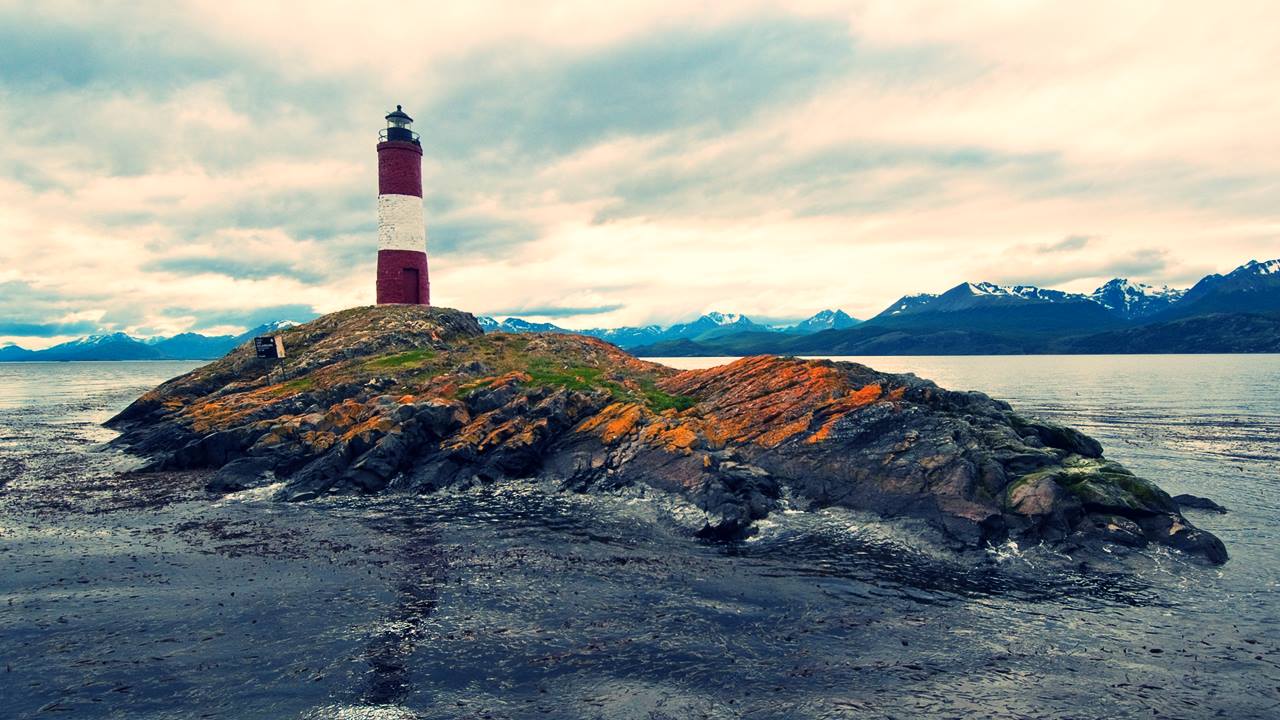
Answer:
xmin=523 ymin=358 xmax=627 ymax=399
xmin=636 ymin=379 xmax=696 ymax=412
xmin=267 ymin=377 xmax=314 ymax=396
xmin=356 ymin=337 xmax=700 ymax=413
xmin=364 ymin=349 xmax=437 ymax=370
xmin=521 ymin=359 xmax=696 ymax=411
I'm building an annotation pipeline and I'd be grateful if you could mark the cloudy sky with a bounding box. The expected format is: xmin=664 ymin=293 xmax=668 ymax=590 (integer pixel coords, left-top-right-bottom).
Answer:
xmin=2 ymin=1 xmax=1278 ymax=348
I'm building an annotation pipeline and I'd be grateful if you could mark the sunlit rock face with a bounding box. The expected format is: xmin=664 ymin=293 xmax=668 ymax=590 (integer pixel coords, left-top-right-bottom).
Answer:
xmin=108 ymin=305 xmax=1227 ymax=565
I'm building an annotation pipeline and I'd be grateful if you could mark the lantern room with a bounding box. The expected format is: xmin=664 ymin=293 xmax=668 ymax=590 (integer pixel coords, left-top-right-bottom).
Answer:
xmin=381 ymin=105 xmax=420 ymax=144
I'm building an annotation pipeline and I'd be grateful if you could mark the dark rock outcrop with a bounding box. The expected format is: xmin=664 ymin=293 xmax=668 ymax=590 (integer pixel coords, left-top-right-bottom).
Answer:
xmin=1173 ymin=493 xmax=1229 ymax=514
xmin=107 ymin=305 xmax=1228 ymax=565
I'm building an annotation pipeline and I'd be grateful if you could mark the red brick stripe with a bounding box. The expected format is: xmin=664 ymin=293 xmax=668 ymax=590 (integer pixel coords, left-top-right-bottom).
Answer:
xmin=376 ymin=249 xmax=430 ymax=305
xmin=377 ymin=141 xmax=423 ymax=197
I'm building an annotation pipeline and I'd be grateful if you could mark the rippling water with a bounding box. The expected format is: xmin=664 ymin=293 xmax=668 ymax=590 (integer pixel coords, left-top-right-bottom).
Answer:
xmin=1 ymin=357 xmax=1278 ymax=718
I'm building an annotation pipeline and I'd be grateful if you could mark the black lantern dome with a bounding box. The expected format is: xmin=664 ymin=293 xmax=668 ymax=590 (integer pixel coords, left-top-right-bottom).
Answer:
xmin=382 ymin=105 xmax=419 ymax=144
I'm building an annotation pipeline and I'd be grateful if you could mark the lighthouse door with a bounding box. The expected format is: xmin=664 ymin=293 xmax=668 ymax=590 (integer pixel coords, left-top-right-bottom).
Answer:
xmin=402 ymin=268 xmax=420 ymax=304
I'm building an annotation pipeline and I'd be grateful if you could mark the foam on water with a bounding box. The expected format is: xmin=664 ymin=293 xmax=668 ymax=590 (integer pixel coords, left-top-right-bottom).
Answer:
xmin=218 ymin=480 xmax=288 ymax=504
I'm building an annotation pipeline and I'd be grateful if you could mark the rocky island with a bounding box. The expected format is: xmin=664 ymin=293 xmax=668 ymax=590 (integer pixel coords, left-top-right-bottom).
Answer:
xmin=107 ymin=305 xmax=1227 ymax=564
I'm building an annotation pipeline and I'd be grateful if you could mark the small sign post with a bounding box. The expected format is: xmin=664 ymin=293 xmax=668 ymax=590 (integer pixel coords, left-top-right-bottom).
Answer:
xmin=254 ymin=335 xmax=286 ymax=383
xmin=254 ymin=335 xmax=286 ymax=359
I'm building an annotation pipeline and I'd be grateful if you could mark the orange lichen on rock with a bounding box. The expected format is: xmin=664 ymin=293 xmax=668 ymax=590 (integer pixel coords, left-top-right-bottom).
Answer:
xmin=846 ymin=383 xmax=883 ymax=406
xmin=457 ymin=370 xmax=533 ymax=398
xmin=186 ymin=385 xmax=289 ymax=434
xmin=443 ymin=410 xmax=547 ymax=455
xmin=341 ymin=414 xmax=395 ymax=443
xmin=483 ymin=417 xmax=547 ymax=453
xmin=577 ymin=402 xmax=646 ymax=444
xmin=490 ymin=371 xmax=533 ymax=387
xmin=660 ymin=356 xmax=884 ymax=448
xmin=300 ymin=429 xmax=339 ymax=453
xmin=805 ymin=383 xmax=895 ymax=444
xmin=756 ymin=416 xmax=815 ymax=448
xmin=701 ymin=359 xmax=837 ymax=444
xmin=423 ymin=376 xmax=461 ymax=399
xmin=323 ymin=399 xmax=372 ymax=432
xmin=637 ymin=421 xmax=701 ymax=452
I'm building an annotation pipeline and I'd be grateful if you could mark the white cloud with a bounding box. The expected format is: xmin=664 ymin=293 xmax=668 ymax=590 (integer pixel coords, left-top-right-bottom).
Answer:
xmin=0 ymin=0 xmax=1277 ymax=342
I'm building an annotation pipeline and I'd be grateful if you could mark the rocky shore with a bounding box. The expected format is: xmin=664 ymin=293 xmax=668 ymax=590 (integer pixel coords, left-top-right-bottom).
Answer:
xmin=107 ymin=305 xmax=1227 ymax=564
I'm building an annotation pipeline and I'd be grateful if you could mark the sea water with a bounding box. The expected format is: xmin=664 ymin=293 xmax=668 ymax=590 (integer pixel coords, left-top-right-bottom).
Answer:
xmin=1 ymin=356 xmax=1277 ymax=718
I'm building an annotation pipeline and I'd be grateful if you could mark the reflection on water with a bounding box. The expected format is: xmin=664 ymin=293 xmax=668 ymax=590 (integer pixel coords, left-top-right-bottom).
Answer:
xmin=2 ymin=357 xmax=1279 ymax=718
xmin=356 ymin=515 xmax=444 ymax=708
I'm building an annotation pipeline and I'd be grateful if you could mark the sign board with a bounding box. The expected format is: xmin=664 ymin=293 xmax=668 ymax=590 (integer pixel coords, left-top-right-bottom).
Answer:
xmin=254 ymin=335 xmax=286 ymax=359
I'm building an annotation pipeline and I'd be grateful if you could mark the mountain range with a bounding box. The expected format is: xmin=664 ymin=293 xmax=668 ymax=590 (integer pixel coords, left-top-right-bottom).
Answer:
xmin=0 ymin=321 xmax=300 ymax=362
xmin=476 ymin=309 xmax=860 ymax=347
xmin=471 ymin=259 xmax=1279 ymax=356
xmin=5 ymin=258 xmax=1277 ymax=361
xmin=625 ymin=258 xmax=1280 ymax=356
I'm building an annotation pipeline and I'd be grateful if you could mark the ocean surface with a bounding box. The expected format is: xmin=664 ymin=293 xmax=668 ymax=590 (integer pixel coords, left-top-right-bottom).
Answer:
xmin=1 ymin=356 xmax=1278 ymax=719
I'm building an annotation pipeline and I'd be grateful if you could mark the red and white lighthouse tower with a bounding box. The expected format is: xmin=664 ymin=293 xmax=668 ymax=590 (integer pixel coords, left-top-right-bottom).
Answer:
xmin=375 ymin=106 xmax=429 ymax=305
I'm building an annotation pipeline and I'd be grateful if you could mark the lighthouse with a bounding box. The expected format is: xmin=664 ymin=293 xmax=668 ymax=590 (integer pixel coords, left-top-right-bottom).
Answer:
xmin=376 ymin=106 xmax=429 ymax=305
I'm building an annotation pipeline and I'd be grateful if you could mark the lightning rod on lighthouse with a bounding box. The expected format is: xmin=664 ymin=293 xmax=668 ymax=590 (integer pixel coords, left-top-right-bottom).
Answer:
xmin=375 ymin=105 xmax=429 ymax=305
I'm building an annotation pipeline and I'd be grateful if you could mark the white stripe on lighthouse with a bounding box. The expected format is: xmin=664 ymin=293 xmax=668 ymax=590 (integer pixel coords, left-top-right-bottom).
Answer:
xmin=376 ymin=194 xmax=427 ymax=252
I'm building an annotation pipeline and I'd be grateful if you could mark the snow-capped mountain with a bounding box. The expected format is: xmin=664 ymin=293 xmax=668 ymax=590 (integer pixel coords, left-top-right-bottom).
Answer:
xmin=883 ymin=293 xmax=938 ymax=316
xmin=705 ymin=312 xmax=744 ymax=325
xmin=1088 ymin=279 xmax=1186 ymax=320
xmin=864 ymin=258 xmax=1280 ymax=335
xmin=1176 ymin=258 xmax=1280 ymax=314
xmin=871 ymin=279 xmax=1135 ymax=336
xmin=35 ymin=333 xmax=163 ymax=361
xmin=580 ymin=324 xmax=664 ymax=347
xmin=1177 ymin=256 xmax=1280 ymax=298
xmin=476 ymin=317 xmax=570 ymax=334
xmin=477 ymin=311 xmax=807 ymax=348
xmin=1 ymin=319 xmax=306 ymax=361
xmin=236 ymin=320 xmax=300 ymax=341
xmin=260 ymin=319 xmax=301 ymax=332
xmin=785 ymin=309 xmax=859 ymax=333
xmin=64 ymin=332 xmax=137 ymax=347
xmin=661 ymin=312 xmax=772 ymax=342
xmin=875 ymin=270 xmax=1253 ymax=323
xmin=877 ymin=281 xmax=1098 ymax=320
xmin=475 ymin=315 xmax=672 ymax=338
xmin=967 ymin=282 xmax=1084 ymax=303
xmin=505 ymin=318 xmax=569 ymax=333
xmin=477 ymin=311 xmax=774 ymax=346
